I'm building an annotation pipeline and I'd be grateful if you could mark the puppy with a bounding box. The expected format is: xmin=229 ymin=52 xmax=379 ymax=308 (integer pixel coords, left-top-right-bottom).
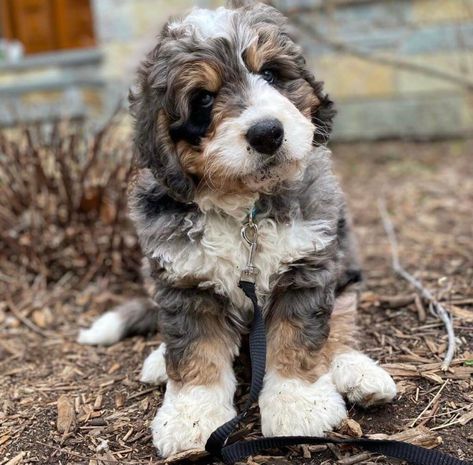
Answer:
xmin=79 ymin=0 xmax=396 ymax=457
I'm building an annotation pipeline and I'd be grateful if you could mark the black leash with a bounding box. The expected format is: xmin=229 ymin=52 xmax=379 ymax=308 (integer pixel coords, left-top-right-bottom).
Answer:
xmin=205 ymin=280 xmax=471 ymax=465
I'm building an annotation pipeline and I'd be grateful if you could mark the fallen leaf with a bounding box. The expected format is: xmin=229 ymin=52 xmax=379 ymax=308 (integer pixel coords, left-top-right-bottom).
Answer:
xmin=31 ymin=308 xmax=53 ymax=328
xmin=339 ymin=418 xmax=363 ymax=437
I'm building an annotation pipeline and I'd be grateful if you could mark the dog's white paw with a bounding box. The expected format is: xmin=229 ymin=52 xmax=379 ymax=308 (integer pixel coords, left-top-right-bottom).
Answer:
xmin=141 ymin=344 xmax=168 ymax=385
xmin=77 ymin=311 xmax=125 ymax=346
xmin=259 ymin=372 xmax=347 ymax=437
xmin=331 ymin=352 xmax=397 ymax=407
xmin=152 ymin=379 xmax=236 ymax=457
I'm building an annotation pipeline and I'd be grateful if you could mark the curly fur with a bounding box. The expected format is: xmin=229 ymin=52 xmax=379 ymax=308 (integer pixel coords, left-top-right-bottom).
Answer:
xmin=79 ymin=1 xmax=397 ymax=458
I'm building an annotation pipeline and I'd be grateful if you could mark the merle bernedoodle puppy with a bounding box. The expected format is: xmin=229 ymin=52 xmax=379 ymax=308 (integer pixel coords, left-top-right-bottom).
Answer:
xmin=79 ymin=0 xmax=396 ymax=457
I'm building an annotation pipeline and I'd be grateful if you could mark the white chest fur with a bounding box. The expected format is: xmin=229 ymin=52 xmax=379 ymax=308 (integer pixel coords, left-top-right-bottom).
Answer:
xmin=152 ymin=213 xmax=335 ymax=308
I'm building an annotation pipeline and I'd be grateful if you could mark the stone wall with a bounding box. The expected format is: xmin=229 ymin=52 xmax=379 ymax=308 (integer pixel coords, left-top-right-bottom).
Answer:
xmin=90 ymin=0 xmax=195 ymax=85
xmin=287 ymin=0 xmax=473 ymax=139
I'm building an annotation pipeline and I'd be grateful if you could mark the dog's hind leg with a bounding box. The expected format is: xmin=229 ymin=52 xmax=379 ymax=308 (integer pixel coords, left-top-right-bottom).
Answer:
xmin=78 ymin=298 xmax=159 ymax=346
xmin=330 ymin=351 xmax=397 ymax=407
xmin=326 ymin=293 xmax=397 ymax=407
xmin=324 ymin=294 xmax=397 ymax=407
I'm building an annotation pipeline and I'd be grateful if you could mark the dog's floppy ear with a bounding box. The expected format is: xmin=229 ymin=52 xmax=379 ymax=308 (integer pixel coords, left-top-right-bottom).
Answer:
xmin=129 ymin=41 xmax=195 ymax=203
xmin=302 ymin=70 xmax=336 ymax=146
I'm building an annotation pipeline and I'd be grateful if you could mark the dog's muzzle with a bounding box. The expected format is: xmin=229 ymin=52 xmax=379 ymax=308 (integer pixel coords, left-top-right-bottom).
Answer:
xmin=246 ymin=118 xmax=284 ymax=155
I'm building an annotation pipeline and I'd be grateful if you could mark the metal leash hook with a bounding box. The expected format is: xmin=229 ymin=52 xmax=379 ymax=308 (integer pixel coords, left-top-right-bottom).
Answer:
xmin=240 ymin=214 xmax=258 ymax=284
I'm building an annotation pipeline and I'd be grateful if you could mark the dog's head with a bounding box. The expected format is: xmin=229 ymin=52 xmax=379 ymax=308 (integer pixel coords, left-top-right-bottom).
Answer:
xmin=130 ymin=0 xmax=335 ymax=202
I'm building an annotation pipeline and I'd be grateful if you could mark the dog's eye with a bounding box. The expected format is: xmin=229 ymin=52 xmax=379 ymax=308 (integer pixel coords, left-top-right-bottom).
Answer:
xmin=261 ymin=69 xmax=276 ymax=84
xmin=194 ymin=91 xmax=214 ymax=109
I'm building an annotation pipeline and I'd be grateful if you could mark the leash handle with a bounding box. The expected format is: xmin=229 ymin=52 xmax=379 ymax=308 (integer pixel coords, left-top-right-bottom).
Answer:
xmin=221 ymin=436 xmax=472 ymax=465
xmin=205 ymin=279 xmax=472 ymax=465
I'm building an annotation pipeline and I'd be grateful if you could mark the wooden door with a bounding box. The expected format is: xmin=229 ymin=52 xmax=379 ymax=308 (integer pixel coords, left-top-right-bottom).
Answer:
xmin=5 ymin=0 xmax=56 ymax=54
xmin=53 ymin=0 xmax=95 ymax=50
xmin=0 ymin=0 xmax=95 ymax=55
xmin=0 ymin=0 xmax=14 ymax=40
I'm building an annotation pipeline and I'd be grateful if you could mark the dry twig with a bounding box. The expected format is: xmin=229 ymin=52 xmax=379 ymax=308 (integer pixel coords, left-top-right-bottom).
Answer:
xmin=5 ymin=297 xmax=51 ymax=338
xmin=378 ymin=199 xmax=456 ymax=370
xmin=410 ymin=380 xmax=449 ymax=427
xmin=286 ymin=14 xmax=473 ymax=93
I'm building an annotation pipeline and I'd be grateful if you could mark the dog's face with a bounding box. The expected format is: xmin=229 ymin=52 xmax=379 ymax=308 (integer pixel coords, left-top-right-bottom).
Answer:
xmin=130 ymin=0 xmax=335 ymax=202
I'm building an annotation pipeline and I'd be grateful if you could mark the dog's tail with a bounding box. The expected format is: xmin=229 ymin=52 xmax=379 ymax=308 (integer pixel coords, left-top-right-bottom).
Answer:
xmin=78 ymin=298 xmax=158 ymax=346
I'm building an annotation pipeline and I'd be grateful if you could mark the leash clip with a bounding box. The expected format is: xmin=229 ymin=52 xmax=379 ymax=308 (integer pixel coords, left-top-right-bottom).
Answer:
xmin=240 ymin=216 xmax=258 ymax=284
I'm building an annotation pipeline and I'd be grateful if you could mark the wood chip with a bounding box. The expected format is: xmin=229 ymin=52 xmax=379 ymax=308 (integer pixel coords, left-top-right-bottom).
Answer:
xmin=56 ymin=394 xmax=76 ymax=434
xmin=382 ymin=363 xmax=419 ymax=377
xmin=327 ymin=443 xmax=342 ymax=460
xmin=115 ymin=392 xmax=125 ymax=408
xmin=93 ymin=394 xmax=103 ymax=410
xmin=5 ymin=451 xmax=26 ymax=465
xmin=139 ymin=397 xmax=149 ymax=413
xmin=74 ymin=396 xmax=81 ymax=413
xmin=368 ymin=425 xmax=441 ymax=449
xmin=379 ymin=294 xmax=415 ymax=308
xmin=251 ymin=455 xmax=282 ymax=463
xmin=444 ymin=366 xmax=473 ymax=380
xmin=301 ymin=444 xmax=311 ymax=458
xmin=447 ymin=305 xmax=473 ymax=322
xmin=307 ymin=444 xmax=328 ymax=453
xmin=421 ymin=372 xmax=444 ymax=384
xmin=87 ymin=418 xmax=107 ymax=426
xmin=458 ymin=410 xmax=473 ymax=426
xmin=108 ymin=363 xmax=121 ymax=374
xmin=338 ymin=452 xmax=372 ymax=465
xmin=155 ymin=449 xmax=208 ymax=464
xmin=0 ymin=433 xmax=10 ymax=446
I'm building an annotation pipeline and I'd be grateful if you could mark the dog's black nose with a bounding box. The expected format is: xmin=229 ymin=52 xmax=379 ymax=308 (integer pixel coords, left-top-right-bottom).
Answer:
xmin=246 ymin=118 xmax=284 ymax=155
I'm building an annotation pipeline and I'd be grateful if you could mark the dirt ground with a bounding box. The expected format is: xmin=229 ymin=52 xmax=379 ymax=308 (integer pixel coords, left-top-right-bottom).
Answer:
xmin=1 ymin=139 xmax=472 ymax=465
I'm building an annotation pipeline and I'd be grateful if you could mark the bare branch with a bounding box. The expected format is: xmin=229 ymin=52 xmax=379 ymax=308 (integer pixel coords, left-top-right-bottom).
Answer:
xmin=377 ymin=199 xmax=456 ymax=371
xmin=6 ymin=296 xmax=52 ymax=338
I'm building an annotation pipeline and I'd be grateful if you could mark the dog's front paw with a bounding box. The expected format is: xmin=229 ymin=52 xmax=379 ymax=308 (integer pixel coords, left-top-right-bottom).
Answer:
xmin=259 ymin=372 xmax=347 ymax=437
xmin=331 ymin=352 xmax=397 ymax=407
xmin=151 ymin=381 xmax=236 ymax=457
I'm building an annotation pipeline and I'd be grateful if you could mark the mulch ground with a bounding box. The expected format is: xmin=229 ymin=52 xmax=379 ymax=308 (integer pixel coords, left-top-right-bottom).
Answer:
xmin=1 ymin=138 xmax=472 ymax=465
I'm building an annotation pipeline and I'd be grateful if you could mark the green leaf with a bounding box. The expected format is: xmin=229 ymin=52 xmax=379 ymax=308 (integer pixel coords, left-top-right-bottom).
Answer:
xmin=465 ymin=359 xmax=473 ymax=367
